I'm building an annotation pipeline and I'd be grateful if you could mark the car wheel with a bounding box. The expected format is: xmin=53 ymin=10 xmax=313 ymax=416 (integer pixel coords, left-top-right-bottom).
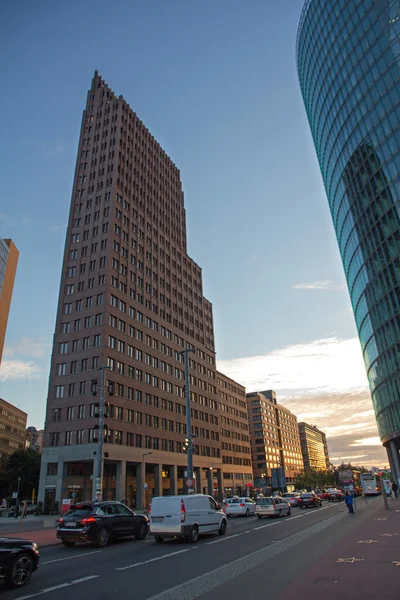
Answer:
xmin=227 ymin=513 xmax=232 ymax=518
xmin=135 ymin=521 xmax=148 ymax=541
xmin=154 ymin=536 xmax=164 ymax=543
xmin=6 ymin=553 xmax=33 ymax=589
xmin=218 ymin=519 xmax=227 ymax=536
xmin=186 ymin=525 xmax=198 ymax=543
xmin=287 ymin=508 xmax=291 ymax=516
xmin=62 ymin=540 xmax=75 ymax=547
xmin=257 ymin=514 xmax=262 ymax=519
xmin=94 ymin=526 xmax=110 ymax=548
xmin=245 ymin=508 xmax=250 ymax=517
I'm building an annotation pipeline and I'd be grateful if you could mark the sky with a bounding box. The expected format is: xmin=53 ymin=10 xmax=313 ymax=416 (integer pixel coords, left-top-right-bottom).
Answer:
xmin=0 ymin=0 xmax=387 ymax=467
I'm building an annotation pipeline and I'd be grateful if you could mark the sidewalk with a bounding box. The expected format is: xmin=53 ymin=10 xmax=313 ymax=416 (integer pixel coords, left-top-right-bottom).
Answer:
xmin=279 ymin=496 xmax=400 ymax=599
xmin=0 ymin=514 xmax=58 ymax=534
xmin=5 ymin=529 xmax=61 ymax=547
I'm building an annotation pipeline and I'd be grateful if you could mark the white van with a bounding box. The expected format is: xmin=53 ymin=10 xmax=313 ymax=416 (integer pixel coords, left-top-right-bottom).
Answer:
xmin=149 ymin=494 xmax=227 ymax=543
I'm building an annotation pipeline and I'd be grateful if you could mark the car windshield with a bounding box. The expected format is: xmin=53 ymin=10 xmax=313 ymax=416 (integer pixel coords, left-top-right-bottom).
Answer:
xmin=301 ymin=494 xmax=313 ymax=498
xmin=283 ymin=493 xmax=293 ymax=497
xmin=258 ymin=498 xmax=274 ymax=505
xmin=65 ymin=504 xmax=94 ymax=516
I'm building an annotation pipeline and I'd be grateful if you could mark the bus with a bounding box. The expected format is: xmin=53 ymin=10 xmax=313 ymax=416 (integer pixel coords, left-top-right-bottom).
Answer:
xmin=361 ymin=472 xmax=380 ymax=495
xmin=338 ymin=469 xmax=363 ymax=496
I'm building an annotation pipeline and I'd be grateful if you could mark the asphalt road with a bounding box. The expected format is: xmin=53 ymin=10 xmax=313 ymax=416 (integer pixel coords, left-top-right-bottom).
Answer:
xmin=1 ymin=498 xmax=379 ymax=600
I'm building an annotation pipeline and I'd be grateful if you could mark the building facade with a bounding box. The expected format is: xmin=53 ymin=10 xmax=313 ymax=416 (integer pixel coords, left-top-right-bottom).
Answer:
xmin=246 ymin=390 xmax=303 ymax=490
xmin=217 ymin=372 xmax=253 ymax=497
xmin=0 ymin=398 xmax=27 ymax=470
xmin=26 ymin=427 xmax=44 ymax=453
xmin=298 ymin=422 xmax=329 ymax=471
xmin=38 ymin=71 xmax=227 ymax=512
xmin=297 ymin=0 xmax=400 ymax=483
xmin=0 ymin=238 xmax=19 ymax=364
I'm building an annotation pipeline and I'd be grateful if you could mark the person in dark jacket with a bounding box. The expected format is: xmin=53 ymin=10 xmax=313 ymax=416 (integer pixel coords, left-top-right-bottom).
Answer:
xmin=345 ymin=491 xmax=354 ymax=513
xmin=392 ymin=480 xmax=398 ymax=498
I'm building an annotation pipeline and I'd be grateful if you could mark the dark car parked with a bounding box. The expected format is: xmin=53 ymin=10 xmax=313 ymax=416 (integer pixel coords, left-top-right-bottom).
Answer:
xmin=298 ymin=492 xmax=322 ymax=508
xmin=57 ymin=501 xmax=148 ymax=547
xmin=0 ymin=537 xmax=40 ymax=589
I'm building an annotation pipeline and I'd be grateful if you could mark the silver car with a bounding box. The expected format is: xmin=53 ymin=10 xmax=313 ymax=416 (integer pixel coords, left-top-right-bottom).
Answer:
xmin=224 ymin=497 xmax=256 ymax=517
xmin=255 ymin=497 xmax=291 ymax=519
xmin=283 ymin=492 xmax=300 ymax=507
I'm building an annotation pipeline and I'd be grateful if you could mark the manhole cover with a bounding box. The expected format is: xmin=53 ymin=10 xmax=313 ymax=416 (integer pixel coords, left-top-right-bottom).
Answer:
xmin=316 ymin=579 xmax=338 ymax=587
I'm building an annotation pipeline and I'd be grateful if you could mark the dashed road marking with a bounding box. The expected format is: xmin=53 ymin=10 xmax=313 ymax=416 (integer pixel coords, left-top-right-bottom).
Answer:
xmin=116 ymin=548 xmax=191 ymax=570
xmin=17 ymin=575 xmax=99 ymax=600
xmin=42 ymin=550 xmax=101 ymax=565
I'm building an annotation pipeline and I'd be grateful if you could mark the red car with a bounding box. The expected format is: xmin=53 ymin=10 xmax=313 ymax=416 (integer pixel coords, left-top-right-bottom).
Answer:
xmin=314 ymin=489 xmax=328 ymax=500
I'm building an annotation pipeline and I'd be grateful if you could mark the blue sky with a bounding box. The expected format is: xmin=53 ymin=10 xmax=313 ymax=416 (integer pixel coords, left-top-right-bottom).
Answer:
xmin=0 ymin=0 xmax=387 ymax=465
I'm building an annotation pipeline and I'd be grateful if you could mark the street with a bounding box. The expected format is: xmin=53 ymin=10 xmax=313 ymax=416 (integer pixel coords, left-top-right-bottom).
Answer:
xmin=3 ymin=497 xmax=397 ymax=600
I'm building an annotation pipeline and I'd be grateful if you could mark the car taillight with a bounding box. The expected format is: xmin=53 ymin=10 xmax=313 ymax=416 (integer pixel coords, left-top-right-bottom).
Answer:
xmin=81 ymin=517 xmax=96 ymax=525
xmin=181 ymin=499 xmax=186 ymax=523
xmin=58 ymin=518 xmax=64 ymax=525
xmin=148 ymin=503 xmax=152 ymax=515
xmin=240 ymin=503 xmax=245 ymax=507
xmin=272 ymin=502 xmax=276 ymax=509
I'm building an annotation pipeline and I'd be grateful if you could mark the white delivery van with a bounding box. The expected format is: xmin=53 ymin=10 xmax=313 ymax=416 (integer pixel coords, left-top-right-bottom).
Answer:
xmin=149 ymin=494 xmax=227 ymax=543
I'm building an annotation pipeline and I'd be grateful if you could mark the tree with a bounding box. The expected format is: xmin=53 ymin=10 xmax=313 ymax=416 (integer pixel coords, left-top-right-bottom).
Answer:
xmin=295 ymin=469 xmax=335 ymax=490
xmin=1 ymin=449 xmax=41 ymax=499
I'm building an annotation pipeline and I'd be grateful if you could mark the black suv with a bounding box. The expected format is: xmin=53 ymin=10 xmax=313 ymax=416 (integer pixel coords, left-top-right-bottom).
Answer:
xmin=57 ymin=501 xmax=148 ymax=547
xmin=0 ymin=538 xmax=40 ymax=588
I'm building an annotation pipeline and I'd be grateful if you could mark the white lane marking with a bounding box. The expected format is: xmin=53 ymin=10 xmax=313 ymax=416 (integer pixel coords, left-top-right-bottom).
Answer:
xmin=116 ymin=548 xmax=191 ymax=571
xmin=41 ymin=550 xmax=101 ymax=565
xmin=254 ymin=521 xmax=281 ymax=531
xmin=17 ymin=575 xmax=99 ymax=600
xmin=244 ymin=530 xmax=250 ymax=534
xmin=206 ymin=533 xmax=242 ymax=545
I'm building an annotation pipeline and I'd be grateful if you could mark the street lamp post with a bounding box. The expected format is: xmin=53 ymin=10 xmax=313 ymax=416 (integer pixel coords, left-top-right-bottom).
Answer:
xmin=181 ymin=348 xmax=194 ymax=489
xmin=141 ymin=452 xmax=152 ymax=511
xmin=92 ymin=365 xmax=111 ymax=501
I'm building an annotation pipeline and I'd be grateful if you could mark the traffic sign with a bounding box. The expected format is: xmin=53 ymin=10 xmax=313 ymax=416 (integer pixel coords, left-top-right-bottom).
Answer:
xmin=185 ymin=478 xmax=194 ymax=489
xmin=143 ymin=483 xmax=148 ymax=489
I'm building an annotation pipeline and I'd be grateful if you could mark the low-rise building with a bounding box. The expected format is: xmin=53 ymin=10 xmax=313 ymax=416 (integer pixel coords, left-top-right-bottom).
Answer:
xmin=217 ymin=372 xmax=252 ymax=497
xmin=246 ymin=390 xmax=303 ymax=490
xmin=0 ymin=398 xmax=27 ymax=469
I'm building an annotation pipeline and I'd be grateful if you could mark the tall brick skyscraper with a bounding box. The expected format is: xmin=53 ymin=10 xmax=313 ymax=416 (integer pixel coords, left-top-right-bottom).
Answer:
xmin=38 ymin=72 xmax=228 ymax=510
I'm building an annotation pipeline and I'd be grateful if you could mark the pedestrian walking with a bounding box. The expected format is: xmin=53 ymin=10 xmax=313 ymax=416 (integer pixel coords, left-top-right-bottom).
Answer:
xmin=345 ymin=491 xmax=354 ymax=514
xmin=392 ymin=480 xmax=398 ymax=498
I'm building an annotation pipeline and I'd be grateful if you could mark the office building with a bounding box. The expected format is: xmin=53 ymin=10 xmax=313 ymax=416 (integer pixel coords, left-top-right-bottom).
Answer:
xmin=0 ymin=398 xmax=27 ymax=469
xmin=26 ymin=426 xmax=44 ymax=453
xmin=0 ymin=238 xmax=19 ymax=364
xmin=246 ymin=390 xmax=303 ymax=489
xmin=298 ymin=422 xmax=329 ymax=471
xmin=38 ymin=71 xmax=228 ymax=510
xmin=217 ymin=372 xmax=253 ymax=497
xmin=297 ymin=1 xmax=400 ymax=482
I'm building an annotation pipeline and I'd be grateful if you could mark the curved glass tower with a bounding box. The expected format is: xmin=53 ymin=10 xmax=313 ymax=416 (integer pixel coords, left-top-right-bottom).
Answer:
xmin=297 ymin=0 xmax=400 ymax=477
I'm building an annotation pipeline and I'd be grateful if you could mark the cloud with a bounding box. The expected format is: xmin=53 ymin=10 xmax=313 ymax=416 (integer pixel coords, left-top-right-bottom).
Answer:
xmin=50 ymin=224 xmax=67 ymax=233
xmin=0 ymin=213 xmax=31 ymax=228
xmin=292 ymin=280 xmax=345 ymax=290
xmin=217 ymin=337 xmax=388 ymax=467
xmin=351 ymin=437 xmax=382 ymax=447
xmin=4 ymin=337 xmax=50 ymax=359
xmin=45 ymin=144 xmax=65 ymax=157
xmin=217 ymin=336 xmax=368 ymax=396
xmin=0 ymin=360 xmax=42 ymax=382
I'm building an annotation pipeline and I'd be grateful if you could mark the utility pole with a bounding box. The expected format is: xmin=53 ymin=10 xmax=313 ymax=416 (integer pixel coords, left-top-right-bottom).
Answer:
xmin=92 ymin=365 xmax=110 ymax=501
xmin=181 ymin=348 xmax=194 ymax=490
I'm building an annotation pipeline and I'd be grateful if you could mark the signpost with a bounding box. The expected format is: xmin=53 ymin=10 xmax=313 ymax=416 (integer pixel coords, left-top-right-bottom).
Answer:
xmin=185 ymin=478 xmax=194 ymax=490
